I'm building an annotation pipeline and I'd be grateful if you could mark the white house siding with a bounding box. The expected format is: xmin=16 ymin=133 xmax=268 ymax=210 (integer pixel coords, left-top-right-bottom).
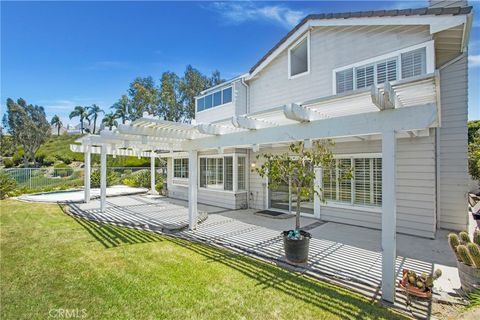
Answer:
xmin=248 ymin=134 xmax=437 ymax=238
xmin=247 ymin=25 xmax=432 ymax=113
xmin=195 ymin=81 xmax=247 ymax=124
xmin=438 ymin=55 xmax=469 ymax=231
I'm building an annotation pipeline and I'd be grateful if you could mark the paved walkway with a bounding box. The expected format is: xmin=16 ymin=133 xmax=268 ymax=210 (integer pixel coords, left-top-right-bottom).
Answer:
xmin=67 ymin=194 xmax=463 ymax=319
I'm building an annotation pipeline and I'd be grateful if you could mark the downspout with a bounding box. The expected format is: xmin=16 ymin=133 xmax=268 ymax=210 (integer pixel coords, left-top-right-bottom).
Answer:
xmin=240 ymin=76 xmax=252 ymax=208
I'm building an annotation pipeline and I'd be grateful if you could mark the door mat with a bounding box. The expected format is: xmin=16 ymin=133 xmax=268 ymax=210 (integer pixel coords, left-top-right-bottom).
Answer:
xmin=254 ymin=210 xmax=293 ymax=219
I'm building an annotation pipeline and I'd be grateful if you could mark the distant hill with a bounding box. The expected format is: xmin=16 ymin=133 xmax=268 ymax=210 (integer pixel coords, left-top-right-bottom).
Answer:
xmin=33 ymin=134 xmax=153 ymax=168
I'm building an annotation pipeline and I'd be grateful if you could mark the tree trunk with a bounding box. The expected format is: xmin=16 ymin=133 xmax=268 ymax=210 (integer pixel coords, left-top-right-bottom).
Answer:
xmin=296 ymin=187 xmax=301 ymax=230
xmin=57 ymin=125 xmax=60 ymax=136
xmin=80 ymin=119 xmax=84 ymax=134
xmin=93 ymin=117 xmax=97 ymax=134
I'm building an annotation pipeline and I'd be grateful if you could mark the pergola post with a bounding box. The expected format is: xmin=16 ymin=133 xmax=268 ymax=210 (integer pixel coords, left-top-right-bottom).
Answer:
xmin=84 ymin=145 xmax=91 ymax=203
xmin=381 ymin=130 xmax=397 ymax=303
xmin=150 ymin=152 xmax=157 ymax=195
xmin=100 ymin=145 xmax=107 ymax=213
xmin=314 ymin=166 xmax=323 ymax=219
xmin=188 ymin=150 xmax=198 ymax=230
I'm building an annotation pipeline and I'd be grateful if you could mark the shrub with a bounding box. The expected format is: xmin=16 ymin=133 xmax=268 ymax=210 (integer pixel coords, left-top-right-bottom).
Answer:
xmin=54 ymin=163 xmax=71 ymax=177
xmin=56 ymin=154 xmax=73 ymax=165
xmin=91 ymin=169 xmax=118 ymax=188
xmin=42 ymin=156 xmax=56 ymax=166
xmin=3 ymin=158 xmax=14 ymax=168
xmin=121 ymin=170 xmax=164 ymax=189
xmin=0 ymin=172 xmax=17 ymax=199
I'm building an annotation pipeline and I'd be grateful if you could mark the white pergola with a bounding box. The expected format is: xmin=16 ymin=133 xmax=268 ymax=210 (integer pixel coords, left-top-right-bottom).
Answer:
xmin=71 ymin=73 xmax=440 ymax=303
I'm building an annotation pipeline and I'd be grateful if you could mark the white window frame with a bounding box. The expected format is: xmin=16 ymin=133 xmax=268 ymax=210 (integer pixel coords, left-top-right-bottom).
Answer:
xmin=195 ymin=85 xmax=235 ymax=114
xmin=332 ymin=40 xmax=435 ymax=94
xmin=288 ymin=32 xmax=310 ymax=80
xmin=197 ymin=154 xmax=247 ymax=194
xmin=172 ymin=157 xmax=189 ymax=186
xmin=321 ymin=153 xmax=382 ymax=211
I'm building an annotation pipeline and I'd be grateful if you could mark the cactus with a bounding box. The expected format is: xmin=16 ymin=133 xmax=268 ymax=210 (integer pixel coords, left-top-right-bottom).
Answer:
xmin=425 ymin=276 xmax=434 ymax=289
xmin=467 ymin=243 xmax=480 ymax=269
xmin=457 ymin=245 xmax=473 ymax=266
xmin=448 ymin=233 xmax=462 ymax=261
xmin=474 ymin=229 xmax=480 ymax=246
xmin=416 ymin=281 xmax=424 ymax=289
xmin=459 ymin=231 xmax=471 ymax=244
xmin=433 ymin=269 xmax=442 ymax=280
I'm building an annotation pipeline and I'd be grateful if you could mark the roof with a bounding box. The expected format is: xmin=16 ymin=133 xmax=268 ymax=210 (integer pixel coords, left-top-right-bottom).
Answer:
xmin=249 ymin=6 xmax=473 ymax=74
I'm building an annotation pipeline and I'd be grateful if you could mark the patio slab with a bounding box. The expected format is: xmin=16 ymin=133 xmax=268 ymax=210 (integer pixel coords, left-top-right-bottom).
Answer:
xmin=66 ymin=194 xmax=466 ymax=319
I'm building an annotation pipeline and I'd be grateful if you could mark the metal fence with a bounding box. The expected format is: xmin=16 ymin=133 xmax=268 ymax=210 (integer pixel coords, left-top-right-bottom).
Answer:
xmin=2 ymin=166 xmax=167 ymax=191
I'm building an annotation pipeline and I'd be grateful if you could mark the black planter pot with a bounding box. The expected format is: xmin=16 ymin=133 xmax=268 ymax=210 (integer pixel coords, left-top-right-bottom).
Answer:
xmin=282 ymin=230 xmax=311 ymax=264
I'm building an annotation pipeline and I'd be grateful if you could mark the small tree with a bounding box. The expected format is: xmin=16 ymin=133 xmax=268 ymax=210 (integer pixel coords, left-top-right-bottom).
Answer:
xmin=254 ymin=140 xmax=338 ymax=234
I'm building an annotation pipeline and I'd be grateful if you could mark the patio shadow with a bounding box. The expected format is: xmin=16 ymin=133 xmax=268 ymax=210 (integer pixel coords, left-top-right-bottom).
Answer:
xmin=74 ymin=218 xmax=163 ymax=249
xmin=166 ymin=236 xmax=411 ymax=320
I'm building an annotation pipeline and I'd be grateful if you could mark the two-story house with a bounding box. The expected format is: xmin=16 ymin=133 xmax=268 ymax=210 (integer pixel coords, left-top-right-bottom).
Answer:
xmin=162 ymin=0 xmax=473 ymax=239
xmin=73 ymin=0 xmax=474 ymax=303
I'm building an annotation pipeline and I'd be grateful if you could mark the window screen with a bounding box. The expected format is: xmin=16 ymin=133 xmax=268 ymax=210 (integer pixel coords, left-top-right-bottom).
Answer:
xmin=224 ymin=156 xmax=233 ymax=191
xmin=237 ymin=156 xmax=246 ymax=190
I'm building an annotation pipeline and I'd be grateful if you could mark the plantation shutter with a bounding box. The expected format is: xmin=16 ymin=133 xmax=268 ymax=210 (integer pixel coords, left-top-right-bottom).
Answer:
xmin=336 ymin=68 xmax=354 ymax=93
xmin=401 ymin=48 xmax=426 ymax=79
xmin=377 ymin=58 xmax=398 ymax=84
xmin=354 ymin=158 xmax=371 ymax=205
xmin=355 ymin=65 xmax=374 ymax=89
xmin=224 ymin=156 xmax=233 ymax=191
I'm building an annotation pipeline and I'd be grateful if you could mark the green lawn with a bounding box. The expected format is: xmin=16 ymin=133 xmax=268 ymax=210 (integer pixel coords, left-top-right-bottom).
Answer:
xmin=0 ymin=200 xmax=407 ymax=320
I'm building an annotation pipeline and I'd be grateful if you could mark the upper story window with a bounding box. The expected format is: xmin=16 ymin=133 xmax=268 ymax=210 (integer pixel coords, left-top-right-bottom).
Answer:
xmin=196 ymin=86 xmax=233 ymax=112
xmin=334 ymin=42 xmax=431 ymax=94
xmin=288 ymin=33 xmax=310 ymax=79
xmin=401 ymin=48 xmax=426 ymax=79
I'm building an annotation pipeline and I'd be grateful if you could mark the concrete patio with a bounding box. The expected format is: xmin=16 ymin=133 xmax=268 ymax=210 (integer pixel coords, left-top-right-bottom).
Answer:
xmin=67 ymin=194 xmax=464 ymax=319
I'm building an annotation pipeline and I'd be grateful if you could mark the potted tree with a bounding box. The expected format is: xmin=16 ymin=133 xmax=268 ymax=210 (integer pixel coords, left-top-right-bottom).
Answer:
xmin=254 ymin=140 xmax=338 ymax=264
xmin=448 ymin=229 xmax=480 ymax=293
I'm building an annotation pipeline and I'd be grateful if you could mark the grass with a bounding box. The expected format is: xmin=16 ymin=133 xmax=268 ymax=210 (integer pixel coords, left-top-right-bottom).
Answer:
xmin=0 ymin=200 xmax=408 ymax=320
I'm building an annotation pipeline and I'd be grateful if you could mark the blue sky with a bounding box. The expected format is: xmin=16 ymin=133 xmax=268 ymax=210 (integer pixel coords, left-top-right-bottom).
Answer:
xmin=1 ymin=0 xmax=479 ymax=126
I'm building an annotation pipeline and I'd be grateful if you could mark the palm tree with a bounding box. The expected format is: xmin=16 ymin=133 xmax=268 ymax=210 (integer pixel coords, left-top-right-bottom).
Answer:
xmin=87 ymin=104 xmax=104 ymax=134
xmin=102 ymin=112 xmax=118 ymax=130
xmin=111 ymin=95 xmax=129 ymax=124
xmin=69 ymin=106 xmax=88 ymax=134
xmin=50 ymin=115 xmax=63 ymax=136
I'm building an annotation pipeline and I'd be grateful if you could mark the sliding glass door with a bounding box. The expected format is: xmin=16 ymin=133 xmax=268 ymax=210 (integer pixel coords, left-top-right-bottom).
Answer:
xmin=268 ymin=176 xmax=314 ymax=214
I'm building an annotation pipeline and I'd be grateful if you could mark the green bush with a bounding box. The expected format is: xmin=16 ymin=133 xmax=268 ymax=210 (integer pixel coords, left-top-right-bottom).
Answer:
xmin=43 ymin=156 xmax=56 ymax=166
xmin=122 ymin=170 xmax=164 ymax=189
xmin=56 ymin=154 xmax=73 ymax=165
xmin=0 ymin=172 xmax=17 ymax=199
xmin=3 ymin=158 xmax=14 ymax=168
xmin=54 ymin=163 xmax=71 ymax=177
xmin=91 ymin=169 xmax=118 ymax=188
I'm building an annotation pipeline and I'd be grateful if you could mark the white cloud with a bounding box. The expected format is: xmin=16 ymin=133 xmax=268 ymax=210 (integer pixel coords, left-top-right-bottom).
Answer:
xmin=209 ymin=2 xmax=305 ymax=29
xmin=469 ymin=55 xmax=480 ymax=68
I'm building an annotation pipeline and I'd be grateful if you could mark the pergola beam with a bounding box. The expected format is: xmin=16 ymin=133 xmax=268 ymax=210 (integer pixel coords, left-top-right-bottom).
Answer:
xmin=195 ymin=123 xmax=243 ymax=135
xmin=184 ymin=103 xmax=438 ymax=151
xmin=232 ymin=115 xmax=277 ymax=130
xmin=118 ymin=123 xmax=201 ymax=140
xmin=283 ymin=103 xmax=328 ymax=122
